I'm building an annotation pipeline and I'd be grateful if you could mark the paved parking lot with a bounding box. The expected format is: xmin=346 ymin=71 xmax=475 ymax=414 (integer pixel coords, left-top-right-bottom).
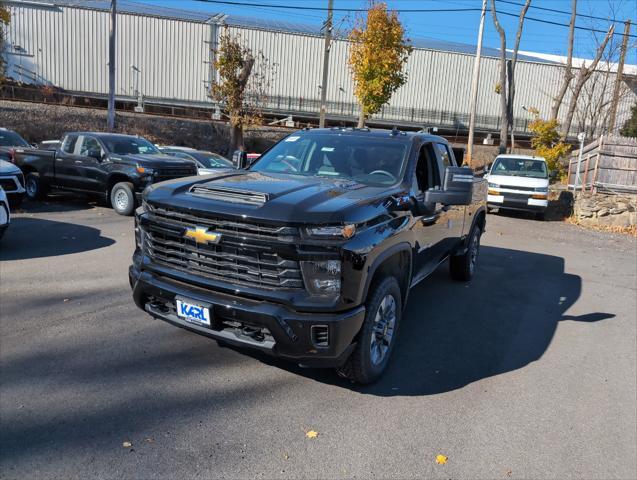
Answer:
xmin=1 ymin=198 xmax=636 ymax=479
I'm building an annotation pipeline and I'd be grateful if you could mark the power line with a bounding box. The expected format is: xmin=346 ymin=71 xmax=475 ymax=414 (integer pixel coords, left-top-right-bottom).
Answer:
xmin=193 ymin=0 xmax=482 ymax=13
xmin=497 ymin=0 xmax=629 ymax=24
xmin=193 ymin=0 xmax=637 ymax=39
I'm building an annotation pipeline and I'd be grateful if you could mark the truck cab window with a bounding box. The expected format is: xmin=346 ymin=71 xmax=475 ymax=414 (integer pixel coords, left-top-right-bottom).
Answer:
xmin=415 ymin=143 xmax=441 ymax=192
xmin=61 ymin=135 xmax=78 ymax=154
xmin=435 ymin=143 xmax=455 ymax=168
xmin=79 ymin=137 xmax=102 ymax=157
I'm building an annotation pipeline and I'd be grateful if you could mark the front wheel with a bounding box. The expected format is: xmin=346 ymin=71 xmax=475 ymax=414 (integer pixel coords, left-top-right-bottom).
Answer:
xmin=25 ymin=172 xmax=47 ymax=201
xmin=337 ymin=276 xmax=402 ymax=384
xmin=110 ymin=182 xmax=135 ymax=216
xmin=450 ymin=224 xmax=482 ymax=282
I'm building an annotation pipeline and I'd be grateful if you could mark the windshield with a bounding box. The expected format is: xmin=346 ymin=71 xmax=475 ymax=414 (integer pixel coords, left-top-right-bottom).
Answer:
xmin=195 ymin=152 xmax=233 ymax=169
xmin=0 ymin=130 xmax=30 ymax=147
xmin=102 ymin=136 xmax=160 ymax=155
xmin=491 ymin=157 xmax=548 ymax=178
xmin=250 ymin=133 xmax=409 ymax=186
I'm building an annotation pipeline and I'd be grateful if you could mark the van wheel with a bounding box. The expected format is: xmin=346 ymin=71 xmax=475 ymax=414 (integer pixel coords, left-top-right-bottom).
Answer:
xmin=110 ymin=182 xmax=135 ymax=216
xmin=25 ymin=172 xmax=47 ymax=201
xmin=450 ymin=225 xmax=482 ymax=282
xmin=337 ymin=276 xmax=402 ymax=384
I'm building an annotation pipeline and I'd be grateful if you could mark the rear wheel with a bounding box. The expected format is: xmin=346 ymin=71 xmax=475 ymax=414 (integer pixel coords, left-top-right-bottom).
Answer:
xmin=450 ymin=224 xmax=482 ymax=282
xmin=25 ymin=172 xmax=47 ymax=201
xmin=337 ymin=276 xmax=402 ymax=384
xmin=110 ymin=182 xmax=135 ymax=216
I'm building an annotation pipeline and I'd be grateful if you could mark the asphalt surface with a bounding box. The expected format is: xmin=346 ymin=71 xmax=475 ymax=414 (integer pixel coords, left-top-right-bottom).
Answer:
xmin=1 ymin=197 xmax=636 ymax=479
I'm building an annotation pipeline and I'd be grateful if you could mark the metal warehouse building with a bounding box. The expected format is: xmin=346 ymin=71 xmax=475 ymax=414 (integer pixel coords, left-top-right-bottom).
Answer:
xmin=3 ymin=0 xmax=636 ymax=137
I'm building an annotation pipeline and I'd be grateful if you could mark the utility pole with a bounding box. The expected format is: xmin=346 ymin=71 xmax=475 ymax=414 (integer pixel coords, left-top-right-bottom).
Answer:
xmin=319 ymin=0 xmax=334 ymax=128
xmin=107 ymin=0 xmax=117 ymax=131
xmin=466 ymin=0 xmax=487 ymax=168
xmin=608 ymin=19 xmax=631 ymax=134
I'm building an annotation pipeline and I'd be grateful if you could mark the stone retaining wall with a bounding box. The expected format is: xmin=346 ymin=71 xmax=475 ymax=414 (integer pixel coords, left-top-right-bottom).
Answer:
xmin=573 ymin=192 xmax=637 ymax=227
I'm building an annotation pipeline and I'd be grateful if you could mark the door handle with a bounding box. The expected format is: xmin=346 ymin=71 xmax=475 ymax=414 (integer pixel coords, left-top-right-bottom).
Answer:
xmin=56 ymin=158 xmax=63 ymax=162
xmin=75 ymin=160 xmax=82 ymax=164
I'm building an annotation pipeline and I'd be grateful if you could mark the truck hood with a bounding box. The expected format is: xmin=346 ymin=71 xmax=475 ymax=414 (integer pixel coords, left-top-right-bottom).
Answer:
xmin=0 ymin=159 xmax=21 ymax=175
xmin=112 ymin=153 xmax=196 ymax=169
xmin=145 ymin=170 xmax=395 ymax=225
xmin=487 ymin=174 xmax=548 ymax=188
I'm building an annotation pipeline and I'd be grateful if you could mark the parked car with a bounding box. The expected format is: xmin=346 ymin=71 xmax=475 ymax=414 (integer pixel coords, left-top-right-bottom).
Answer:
xmin=0 ymin=128 xmax=31 ymax=163
xmin=158 ymin=146 xmax=233 ymax=174
xmin=0 ymin=187 xmax=9 ymax=240
xmin=0 ymin=159 xmax=26 ymax=208
xmin=38 ymin=140 xmax=61 ymax=151
xmin=130 ymin=128 xmax=487 ymax=383
xmin=485 ymin=154 xmax=549 ymax=220
xmin=14 ymin=132 xmax=198 ymax=215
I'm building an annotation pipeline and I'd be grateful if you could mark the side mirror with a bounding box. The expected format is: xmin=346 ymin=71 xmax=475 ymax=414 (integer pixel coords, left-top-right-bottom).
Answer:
xmin=232 ymin=150 xmax=248 ymax=169
xmin=424 ymin=166 xmax=474 ymax=206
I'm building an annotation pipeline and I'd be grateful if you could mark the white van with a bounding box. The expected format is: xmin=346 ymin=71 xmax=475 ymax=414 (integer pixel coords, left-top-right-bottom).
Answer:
xmin=485 ymin=154 xmax=549 ymax=220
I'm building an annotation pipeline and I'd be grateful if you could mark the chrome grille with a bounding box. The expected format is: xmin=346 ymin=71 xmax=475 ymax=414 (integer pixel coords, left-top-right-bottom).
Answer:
xmin=142 ymin=206 xmax=303 ymax=290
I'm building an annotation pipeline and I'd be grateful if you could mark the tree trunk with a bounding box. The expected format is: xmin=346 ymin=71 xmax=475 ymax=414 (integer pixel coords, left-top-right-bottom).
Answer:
xmin=550 ymin=0 xmax=576 ymax=121
xmin=357 ymin=109 xmax=365 ymax=128
xmin=491 ymin=0 xmax=508 ymax=154
xmin=506 ymin=0 xmax=531 ymax=152
xmin=561 ymin=25 xmax=615 ymax=139
xmin=229 ymin=124 xmax=244 ymax=152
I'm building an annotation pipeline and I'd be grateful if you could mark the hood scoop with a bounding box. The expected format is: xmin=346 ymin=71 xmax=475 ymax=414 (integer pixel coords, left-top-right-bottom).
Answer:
xmin=189 ymin=184 xmax=269 ymax=206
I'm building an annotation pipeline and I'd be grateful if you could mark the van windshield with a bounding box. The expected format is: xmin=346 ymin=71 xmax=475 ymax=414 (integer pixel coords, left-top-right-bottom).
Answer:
xmin=491 ymin=157 xmax=548 ymax=178
xmin=250 ymin=133 xmax=409 ymax=186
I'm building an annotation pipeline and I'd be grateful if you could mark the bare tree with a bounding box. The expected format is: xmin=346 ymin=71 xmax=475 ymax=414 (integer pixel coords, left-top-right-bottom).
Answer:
xmin=561 ymin=24 xmax=615 ymax=139
xmin=550 ymin=0 xmax=577 ymax=121
xmin=491 ymin=0 xmax=531 ymax=154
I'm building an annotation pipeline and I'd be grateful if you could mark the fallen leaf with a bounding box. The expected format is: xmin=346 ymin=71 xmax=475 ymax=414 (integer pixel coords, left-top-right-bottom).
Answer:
xmin=435 ymin=454 xmax=448 ymax=465
xmin=506 ymin=470 xmax=512 ymax=477
xmin=283 ymin=453 xmax=289 ymax=460
xmin=305 ymin=430 xmax=318 ymax=439
xmin=122 ymin=441 xmax=132 ymax=448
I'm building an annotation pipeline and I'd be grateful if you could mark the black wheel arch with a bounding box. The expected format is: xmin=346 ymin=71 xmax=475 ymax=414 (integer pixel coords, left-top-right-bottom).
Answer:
xmin=360 ymin=242 xmax=413 ymax=309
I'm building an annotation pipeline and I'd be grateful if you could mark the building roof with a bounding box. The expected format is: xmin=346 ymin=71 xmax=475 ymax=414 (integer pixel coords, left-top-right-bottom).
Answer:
xmin=14 ymin=0 xmax=552 ymax=63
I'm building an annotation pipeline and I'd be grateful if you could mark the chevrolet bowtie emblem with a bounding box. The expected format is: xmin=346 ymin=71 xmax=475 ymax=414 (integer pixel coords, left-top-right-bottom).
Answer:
xmin=184 ymin=226 xmax=221 ymax=245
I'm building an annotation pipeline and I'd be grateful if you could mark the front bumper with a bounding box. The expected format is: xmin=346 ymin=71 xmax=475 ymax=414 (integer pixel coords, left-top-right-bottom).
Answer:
xmin=129 ymin=264 xmax=365 ymax=367
xmin=488 ymin=194 xmax=547 ymax=212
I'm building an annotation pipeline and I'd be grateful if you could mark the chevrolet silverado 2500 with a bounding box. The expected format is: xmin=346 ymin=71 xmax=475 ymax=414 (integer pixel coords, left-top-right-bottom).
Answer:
xmin=14 ymin=132 xmax=198 ymax=215
xmin=130 ymin=128 xmax=487 ymax=383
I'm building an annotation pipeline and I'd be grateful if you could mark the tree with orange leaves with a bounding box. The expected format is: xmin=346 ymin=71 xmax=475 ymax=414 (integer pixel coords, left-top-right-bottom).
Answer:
xmin=348 ymin=2 xmax=412 ymax=127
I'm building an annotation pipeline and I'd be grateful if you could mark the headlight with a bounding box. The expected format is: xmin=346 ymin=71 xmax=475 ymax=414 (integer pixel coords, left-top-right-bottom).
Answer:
xmin=136 ymin=164 xmax=154 ymax=175
xmin=305 ymin=225 xmax=356 ymax=239
xmin=300 ymin=260 xmax=341 ymax=298
xmin=488 ymin=182 xmax=499 ymax=188
xmin=534 ymin=187 xmax=548 ymax=193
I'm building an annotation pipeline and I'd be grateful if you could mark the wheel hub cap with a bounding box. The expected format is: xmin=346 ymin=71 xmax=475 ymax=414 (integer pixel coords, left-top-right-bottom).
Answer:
xmin=115 ymin=190 xmax=128 ymax=210
xmin=370 ymin=294 xmax=397 ymax=366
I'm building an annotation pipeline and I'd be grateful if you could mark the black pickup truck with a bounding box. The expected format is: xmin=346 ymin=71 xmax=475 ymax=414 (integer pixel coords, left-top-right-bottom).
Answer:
xmin=130 ymin=128 xmax=487 ymax=383
xmin=14 ymin=132 xmax=198 ymax=215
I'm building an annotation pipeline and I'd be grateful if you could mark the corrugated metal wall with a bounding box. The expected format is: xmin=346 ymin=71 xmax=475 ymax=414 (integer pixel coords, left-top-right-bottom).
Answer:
xmin=6 ymin=2 xmax=211 ymax=103
xmin=4 ymin=2 xmax=636 ymax=134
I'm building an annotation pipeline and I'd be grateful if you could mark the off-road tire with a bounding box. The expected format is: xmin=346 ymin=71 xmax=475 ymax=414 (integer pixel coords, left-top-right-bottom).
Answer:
xmin=450 ymin=224 xmax=482 ymax=282
xmin=25 ymin=172 xmax=47 ymax=201
xmin=337 ymin=276 xmax=402 ymax=384
xmin=110 ymin=182 xmax=135 ymax=216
